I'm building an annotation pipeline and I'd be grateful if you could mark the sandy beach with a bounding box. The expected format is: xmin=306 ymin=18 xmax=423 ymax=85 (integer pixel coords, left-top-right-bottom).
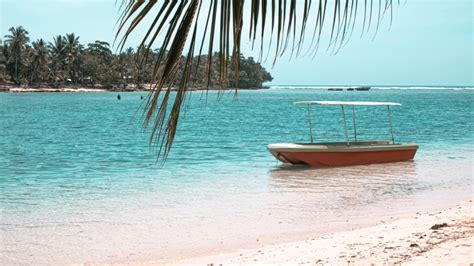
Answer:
xmin=5 ymin=87 xmax=108 ymax=93
xmin=171 ymin=200 xmax=474 ymax=265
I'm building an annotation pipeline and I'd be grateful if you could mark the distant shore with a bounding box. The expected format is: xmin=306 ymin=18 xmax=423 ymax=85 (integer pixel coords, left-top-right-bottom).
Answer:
xmin=3 ymin=85 xmax=473 ymax=93
xmin=175 ymin=200 xmax=473 ymax=265
xmin=0 ymin=85 xmax=269 ymax=93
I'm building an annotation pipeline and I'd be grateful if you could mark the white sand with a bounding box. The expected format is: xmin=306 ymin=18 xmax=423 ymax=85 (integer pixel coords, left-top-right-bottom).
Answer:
xmin=8 ymin=87 xmax=107 ymax=92
xmin=176 ymin=201 xmax=473 ymax=265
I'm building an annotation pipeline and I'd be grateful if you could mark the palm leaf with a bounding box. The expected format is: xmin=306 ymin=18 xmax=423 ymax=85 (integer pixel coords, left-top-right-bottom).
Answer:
xmin=116 ymin=0 xmax=398 ymax=161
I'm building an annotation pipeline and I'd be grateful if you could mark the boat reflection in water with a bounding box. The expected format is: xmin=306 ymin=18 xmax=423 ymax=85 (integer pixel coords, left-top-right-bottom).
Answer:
xmin=267 ymin=161 xmax=419 ymax=210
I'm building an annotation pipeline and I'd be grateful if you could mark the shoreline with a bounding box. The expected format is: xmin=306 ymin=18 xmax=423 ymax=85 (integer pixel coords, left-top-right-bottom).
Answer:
xmin=174 ymin=200 xmax=473 ymax=265
xmin=78 ymin=199 xmax=473 ymax=265
xmin=2 ymin=86 xmax=472 ymax=93
xmin=0 ymin=86 xmax=269 ymax=93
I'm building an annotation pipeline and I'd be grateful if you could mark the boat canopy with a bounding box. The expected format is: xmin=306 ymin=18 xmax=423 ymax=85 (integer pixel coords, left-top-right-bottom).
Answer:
xmin=294 ymin=101 xmax=401 ymax=106
xmin=294 ymin=100 xmax=401 ymax=145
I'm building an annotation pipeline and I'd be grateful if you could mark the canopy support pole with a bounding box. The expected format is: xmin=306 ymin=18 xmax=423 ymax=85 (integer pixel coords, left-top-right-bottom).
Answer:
xmin=341 ymin=105 xmax=349 ymax=145
xmin=308 ymin=104 xmax=313 ymax=143
xmin=352 ymin=106 xmax=357 ymax=142
xmin=387 ymin=106 xmax=395 ymax=144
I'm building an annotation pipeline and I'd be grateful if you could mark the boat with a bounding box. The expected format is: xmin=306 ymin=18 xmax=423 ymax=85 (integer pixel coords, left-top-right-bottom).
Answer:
xmin=267 ymin=101 xmax=418 ymax=167
xmin=355 ymin=86 xmax=371 ymax=91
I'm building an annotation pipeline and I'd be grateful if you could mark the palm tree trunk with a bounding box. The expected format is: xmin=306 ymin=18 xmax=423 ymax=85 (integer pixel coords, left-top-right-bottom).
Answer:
xmin=15 ymin=58 xmax=19 ymax=84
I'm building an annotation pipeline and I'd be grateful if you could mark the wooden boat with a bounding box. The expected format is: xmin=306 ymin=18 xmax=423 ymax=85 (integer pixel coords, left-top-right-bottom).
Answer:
xmin=355 ymin=86 xmax=371 ymax=91
xmin=268 ymin=101 xmax=418 ymax=167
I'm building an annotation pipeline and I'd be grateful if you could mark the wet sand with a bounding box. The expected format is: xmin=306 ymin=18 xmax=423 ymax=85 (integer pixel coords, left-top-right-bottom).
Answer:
xmin=177 ymin=200 xmax=473 ymax=265
xmin=3 ymin=160 xmax=472 ymax=265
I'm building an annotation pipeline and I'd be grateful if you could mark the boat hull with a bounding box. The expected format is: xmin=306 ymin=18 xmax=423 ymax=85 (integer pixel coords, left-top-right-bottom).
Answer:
xmin=268 ymin=142 xmax=418 ymax=167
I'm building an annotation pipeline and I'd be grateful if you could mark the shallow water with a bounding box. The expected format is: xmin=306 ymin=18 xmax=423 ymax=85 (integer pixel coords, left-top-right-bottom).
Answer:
xmin=0 ymin=88 xmax=473 ymax=264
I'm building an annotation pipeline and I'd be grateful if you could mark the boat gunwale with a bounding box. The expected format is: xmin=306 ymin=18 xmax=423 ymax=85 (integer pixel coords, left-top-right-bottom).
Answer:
xmin=267 ymin=142 xmax=419 ymax=153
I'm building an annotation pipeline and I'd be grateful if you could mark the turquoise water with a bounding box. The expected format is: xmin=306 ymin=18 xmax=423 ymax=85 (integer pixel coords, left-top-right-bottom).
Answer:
xmin=1 ymin=88 xmax=473 ymax=264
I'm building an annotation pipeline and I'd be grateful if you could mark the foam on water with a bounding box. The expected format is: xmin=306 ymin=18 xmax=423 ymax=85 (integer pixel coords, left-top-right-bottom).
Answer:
xmin=269 ymin=85 xmax=474 ymax=90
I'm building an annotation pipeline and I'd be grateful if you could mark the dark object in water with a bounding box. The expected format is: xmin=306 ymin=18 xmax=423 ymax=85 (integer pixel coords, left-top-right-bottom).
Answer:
xmin=117 ymin=94 xmax=121 ymax=100
xmin=347 ymin=88 xmax=355 ymax=91
xmin=355 ymin=86 xmax=371 ymax=91
xmin=328 ymin=88 xmax=343 ymax=91
xmin=430 ymin=223 xmax=448 ymax=230
xmin=140 ymin=95 xmax=144 ymax=100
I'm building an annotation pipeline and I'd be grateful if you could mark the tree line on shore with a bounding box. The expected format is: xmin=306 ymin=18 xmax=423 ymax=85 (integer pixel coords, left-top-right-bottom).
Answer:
xmin=0 ymin=26 xmax=273 ymax=90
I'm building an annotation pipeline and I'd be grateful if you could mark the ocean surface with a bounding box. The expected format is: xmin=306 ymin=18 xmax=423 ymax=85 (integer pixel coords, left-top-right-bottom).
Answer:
xmin=1 ymin=87 xmax=473 ymax=264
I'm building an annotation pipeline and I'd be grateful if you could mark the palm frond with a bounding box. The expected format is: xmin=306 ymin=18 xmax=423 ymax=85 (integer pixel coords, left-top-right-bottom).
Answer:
xmin=116 ymin=0 xmax=398 ymax=161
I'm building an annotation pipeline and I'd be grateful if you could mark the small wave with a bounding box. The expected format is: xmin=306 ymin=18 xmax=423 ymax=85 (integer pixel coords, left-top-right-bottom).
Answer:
xmin=372 ymin=86 xmax=473 ymax=91
xmin=270 ymin=86 xmax=365 ymax=90
xmin=269 ymin=86 xmax=474 ymax=91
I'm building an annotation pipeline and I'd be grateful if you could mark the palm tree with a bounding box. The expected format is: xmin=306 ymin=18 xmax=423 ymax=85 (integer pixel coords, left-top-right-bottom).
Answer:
xmin=64 ymin=33 xmax=83 ymax=84
xmin=65 ymin=33 xmax=80 ymax=48
xmin=4 ymin=26 xmax=30 ymax=84
xmin=0 ymin=39 xmax=11 ymax=83
xmin=118 ymin=47 xmax=135 ymax=87
xmin=29 ymin=39 xmax=49 ymax=85
xmin=49 ymin=35 xmax=67 ymax=85
xmin=116 ymin=0 xmax=397 ymax=160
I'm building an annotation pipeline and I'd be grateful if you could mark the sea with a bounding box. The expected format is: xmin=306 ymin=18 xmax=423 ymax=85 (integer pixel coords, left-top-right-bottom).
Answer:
xmin=1 ymin=87 xmax=473 ymax=264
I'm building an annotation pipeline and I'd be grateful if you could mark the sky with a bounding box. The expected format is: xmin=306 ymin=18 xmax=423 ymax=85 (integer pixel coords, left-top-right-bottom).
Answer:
xmin=1 ymin=0 xmax=472 ymax=86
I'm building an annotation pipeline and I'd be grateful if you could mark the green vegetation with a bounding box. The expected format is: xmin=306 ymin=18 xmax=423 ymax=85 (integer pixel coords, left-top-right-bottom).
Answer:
xmin=0 ymin=26 xmax=272 ymax=89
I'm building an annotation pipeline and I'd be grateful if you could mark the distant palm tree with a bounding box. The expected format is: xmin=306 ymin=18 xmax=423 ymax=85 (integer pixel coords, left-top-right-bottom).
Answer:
xmin=4 ymin=26 xmax=30 ymax=84
xmin=118 ymin=47 xmax=135 ymax=86
xmin=117 ymin=0 xmax=397 ymax=159
xmin=65 ymin=33 xmax=80 ymax=48
xmin=64 ymin=33 xmax=83 ymax=84
xmin=0 ymin=40 xmax=9 ymax=68
xmin=49 ymin=35 xmax=67 ymax=85
xmin=29 ymin=39 xmax=49 ymax=84
xmin=49 ymin=35 xmax=66 ymax=56
xmin=0 ymin=39 xmax=11 ymax=83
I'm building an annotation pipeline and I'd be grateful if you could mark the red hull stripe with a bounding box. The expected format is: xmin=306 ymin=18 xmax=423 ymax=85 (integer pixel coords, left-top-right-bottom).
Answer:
xmin=277 ymin=149 xmax=417 ymax=167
